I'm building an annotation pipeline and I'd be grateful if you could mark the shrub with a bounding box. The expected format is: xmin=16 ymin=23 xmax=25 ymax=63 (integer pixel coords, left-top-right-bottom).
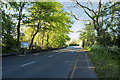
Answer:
xmin=91 ymin=45 xmax=119 ymax=59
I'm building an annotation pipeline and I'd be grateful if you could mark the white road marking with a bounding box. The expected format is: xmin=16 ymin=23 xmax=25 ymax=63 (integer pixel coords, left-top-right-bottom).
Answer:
xmin=70 ymin=54 xmax=79 ymax=78
xmin=75 ymin=66 xmax=95 ymax=69
xmin=34 ymin=53 xmax=40 ymax=55
xmin=72 ymin=50 xmax=74 ymax=52
xmin=21 ymin=61 xmax=35 ymax=67
xmin=48 ymin=55 xmax=52 ymax=58
xmin=65 ymin=61 xmax=70 ymax=63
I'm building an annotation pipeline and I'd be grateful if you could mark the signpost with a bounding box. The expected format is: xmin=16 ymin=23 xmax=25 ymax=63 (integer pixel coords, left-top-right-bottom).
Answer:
xmin=21 ymin=42 xmax=29 ymax=54
xmin=21 ymin=42 xmax=29 ymax=49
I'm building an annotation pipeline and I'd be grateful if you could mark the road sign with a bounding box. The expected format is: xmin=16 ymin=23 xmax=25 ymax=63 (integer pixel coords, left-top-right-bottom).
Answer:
xmin=21 ymin=42 xmax=29 ymax=48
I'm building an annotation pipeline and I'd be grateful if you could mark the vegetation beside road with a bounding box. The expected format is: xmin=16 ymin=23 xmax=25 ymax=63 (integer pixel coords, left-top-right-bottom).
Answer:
xmin=75 ymin=1 xmax=120 ymax=79
xmin=87 ymin=45 xmax=119 ymax=79
xmin=1 ymin=0 xmax=120 ymax=78
xmin=1 ymin=2 xmax=73 ymax=54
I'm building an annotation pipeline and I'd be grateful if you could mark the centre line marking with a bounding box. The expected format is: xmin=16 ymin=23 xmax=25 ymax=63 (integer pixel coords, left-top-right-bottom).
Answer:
xmin=48 ymin=55 xmax=52 ymax=58
xmin=21 ymin=61 xmax=35 ymax=67
xmin=34 ymin=53 xmax=40 ymax=55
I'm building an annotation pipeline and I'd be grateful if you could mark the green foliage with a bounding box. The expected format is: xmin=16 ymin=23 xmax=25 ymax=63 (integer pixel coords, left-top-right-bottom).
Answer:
xmin=79 ymin=23 xmax=96 ymax=48
xmin=88 ymin=45 xmax=119 ymax=78
xmin=2 ymin=1 xmax=72 ymax=53
xmin=78 ymin=2 xmax=120 ymax=48
xmin=25 ymin=2 xmax=72 ymax=49
xmin=2 ymin=4 xmax=17 ymax=53
xmin=97 ymin=2 xmax=120 ymax=46
xmin=91 ymin=45 xmax=119 ymax=59
xmin=75 ymin=1 xmax=120 ymax=47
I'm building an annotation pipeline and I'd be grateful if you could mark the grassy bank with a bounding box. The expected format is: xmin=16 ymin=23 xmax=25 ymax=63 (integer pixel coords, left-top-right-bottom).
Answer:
xmin=87 ymin=45 xmax=120 ymax=79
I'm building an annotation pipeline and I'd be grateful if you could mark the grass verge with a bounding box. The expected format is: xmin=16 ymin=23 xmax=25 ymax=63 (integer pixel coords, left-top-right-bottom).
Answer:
xmin=87 ymin=47 xmax=119 ymax=79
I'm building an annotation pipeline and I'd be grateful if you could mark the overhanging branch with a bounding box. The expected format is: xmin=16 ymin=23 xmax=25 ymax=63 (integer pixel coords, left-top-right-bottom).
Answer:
xmin=73 ymin=0 xmax=97 ymax=15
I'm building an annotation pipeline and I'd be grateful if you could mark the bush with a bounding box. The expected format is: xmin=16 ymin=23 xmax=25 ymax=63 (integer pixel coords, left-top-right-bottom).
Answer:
xmin=91 ymin=45 xmax=119 ymax=59
xmin=89 ymin=45 xmax=119 ymax=78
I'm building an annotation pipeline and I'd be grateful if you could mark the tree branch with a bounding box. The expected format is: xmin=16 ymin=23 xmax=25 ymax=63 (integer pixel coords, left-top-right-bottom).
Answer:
xmin=69 ymin=10 xmax=80 ymax=20
xmin=74 ymin=0 xmax=97 ymax=15
xmin=88 ymin=0 xmax=94 ymax=17
xmin=72 ymin=0 xmax=95 ymax=21
xmin=70 ymin=9 xmax=93 ymax=23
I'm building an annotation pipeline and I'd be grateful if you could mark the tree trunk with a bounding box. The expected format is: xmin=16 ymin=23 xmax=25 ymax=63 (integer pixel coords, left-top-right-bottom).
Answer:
xmin=29 ymin=21 xmax=40 ymax=50
xmin=17 ymin=19 xmax=21 ymax=46
xmin=42 ymin=29 xmax=45 ymax=48
xmin=7 ymin=24 xmax=11 ymax=49
xmin=96 ymin=28 xmax=101 ymax=43
xmin=46 ymin=31 xmax=50 ymax=49
xmin=17 ymin=2 xmax=23 ymax=46
xmin=82 ymin=40 xmax=85 ymax=48
xmin=29 ymin=30 xmax=38 ymax=50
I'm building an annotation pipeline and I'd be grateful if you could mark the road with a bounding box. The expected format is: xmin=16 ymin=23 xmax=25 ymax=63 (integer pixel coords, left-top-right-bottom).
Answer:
xmin=2 ymin=46 xmax=97 ymax=78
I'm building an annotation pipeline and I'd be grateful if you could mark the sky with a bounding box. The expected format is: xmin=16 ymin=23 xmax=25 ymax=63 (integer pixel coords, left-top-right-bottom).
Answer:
xmin=68 ymin=20 xmax=84 ymax=40
xmin=59 ymin=2 xmax=91 ymax=41
xmin=58 ymin=1 xmax=102 ymax=41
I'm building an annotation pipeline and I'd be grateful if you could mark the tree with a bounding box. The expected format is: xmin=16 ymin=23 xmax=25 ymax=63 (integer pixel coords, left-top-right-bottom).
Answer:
xmin=9 ymin=2 xmax=28 ymax=46
xmin=1 ymin=2 xmax=17 ymax=53
xmin=79 ymin=23 xmax=96 ymax=48
xmin=2 ymin=1 xmax=73 ymax=53
xmin=71 ymin=0 xmax=119 ymax=47
xmin=26 ymin=2 xmax=69 ymax=50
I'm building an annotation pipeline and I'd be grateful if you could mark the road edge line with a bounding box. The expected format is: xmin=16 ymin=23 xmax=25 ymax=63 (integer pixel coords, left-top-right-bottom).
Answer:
xmin=70 ymin=52 xmax=80 ymax=79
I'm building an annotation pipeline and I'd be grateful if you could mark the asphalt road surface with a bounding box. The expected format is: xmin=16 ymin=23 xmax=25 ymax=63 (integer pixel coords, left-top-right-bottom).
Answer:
xmin=2 ymin=46 xmax=97 ymax=78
